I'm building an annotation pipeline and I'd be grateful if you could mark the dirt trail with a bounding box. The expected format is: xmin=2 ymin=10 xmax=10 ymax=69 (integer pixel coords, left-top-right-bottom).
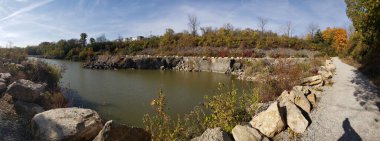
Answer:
xmin=302 ymin=57 xmax=380 ymax=141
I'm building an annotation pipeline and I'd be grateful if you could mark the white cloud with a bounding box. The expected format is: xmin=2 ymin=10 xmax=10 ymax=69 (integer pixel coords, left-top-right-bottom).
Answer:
xmin=0 ymin=0 xmax=54 ymax=22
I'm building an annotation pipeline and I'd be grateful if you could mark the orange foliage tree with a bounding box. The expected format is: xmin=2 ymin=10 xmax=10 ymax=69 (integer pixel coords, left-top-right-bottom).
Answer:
xmin=322 ymin=27 xmax=349 ymax=53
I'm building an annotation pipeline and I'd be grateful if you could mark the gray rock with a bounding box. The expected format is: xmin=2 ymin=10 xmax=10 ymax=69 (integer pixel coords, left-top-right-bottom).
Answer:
xmin=32 ymin=107 xmax=103 ymax=141
xmin=232 ymin=125 xmax=263 ymax=141
xmin=14 ymin=100 xmax=44 ymax=117
xmin=191 ymin=127 xmax=232 ymax=141
xmin=7 ymin=79 xmax=45 ymax=102
xmin=93 ymin=120 xmax=150 ymax=141
xmin=250 ymin=101 xmax=285 ymax=138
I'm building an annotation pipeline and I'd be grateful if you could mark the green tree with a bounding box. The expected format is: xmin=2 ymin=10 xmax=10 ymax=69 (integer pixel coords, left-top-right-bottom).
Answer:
xmin=345 ymin=0 xmax=380 ymax=63
xmin=89 ymin=38 xmax=96 ymax=44
xmin=80 ymin=33 xmax=88 ymax=47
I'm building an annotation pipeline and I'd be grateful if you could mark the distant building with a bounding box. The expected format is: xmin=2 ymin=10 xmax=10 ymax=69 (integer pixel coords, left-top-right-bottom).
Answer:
xmin=125 ymin=36 xmax=145 ymax=41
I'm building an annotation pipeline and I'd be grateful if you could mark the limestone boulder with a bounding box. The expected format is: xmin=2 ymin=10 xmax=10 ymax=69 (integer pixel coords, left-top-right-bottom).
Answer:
xmin=289 ymin=89 xmax=312 ymax=113
xmin=93 ymin=120 xmax=151 ymax=141
xmin=232 ymin=125 xmax=263 ymax=141
xmin=250 ymin=101 xmax=285 ymax=137
xmin=191 ymin=127 xmax=232 ymax=141
xmin=279 ymin=99 xmax=309 ymax=133
xmin=7 ymin=79 xmax=46 ymax=102
xmin=32 ymin=107 xmax=103 ymax=141
xmin=301 ymin=75 xmax=323 ymax=87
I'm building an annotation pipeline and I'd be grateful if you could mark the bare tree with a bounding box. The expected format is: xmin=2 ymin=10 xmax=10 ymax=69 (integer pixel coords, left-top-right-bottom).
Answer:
xmin=283 ymin=21 xmax=294 ymax=37
xmin=307 ymin=23 xmax=319 ymax=38
xmin=257 ymin=17 xmax=268 ymax=33
xmin=188 ymin=14 xmax=200 ymax=36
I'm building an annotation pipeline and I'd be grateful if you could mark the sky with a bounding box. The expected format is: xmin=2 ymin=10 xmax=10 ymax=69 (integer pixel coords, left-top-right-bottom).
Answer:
xmin=0 ymin=0 xmax=351 ymax=47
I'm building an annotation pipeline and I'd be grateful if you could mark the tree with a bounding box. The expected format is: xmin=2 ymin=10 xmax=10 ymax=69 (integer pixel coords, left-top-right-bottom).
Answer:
xmin=80 ymin=33 xmax=88 ymax=47
xmin=188 ymin=14 xmax=200 ymax=36
xmin=345 ymin=0 xmax=380 ymax=63
xmin=283 ymin=21 xmax=294 ymax=37
xmin=307 ymin=23 xmax=319 ymax=38
xmin=96 ymin=34 xmax=107 ymax=42
xmin=89 ymin=38 xmax=96 ymax=44
xmin=257 ymin=17 xmax=268 ymax=33
xmin=322 ymin=27 xmax=349 ymax=53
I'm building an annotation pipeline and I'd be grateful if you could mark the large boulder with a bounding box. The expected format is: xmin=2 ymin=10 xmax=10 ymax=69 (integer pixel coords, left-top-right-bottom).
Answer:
xmin=32 ymin=107 xmax=103 ymax=141
xmin=7 ymin=79 xmax=46 ymax=102
xmin=93 ymin=120 xmax=151 ymax=141
xmin=278 ymin=99 xmax=309 ymax=133
xmin=232 ymin=125 xmax=263 ymax=141
xmin=250 ymin=101 xmax=285 ymax=138
xmin=191 ymin=127 xmax=232 ymax=141
xmin=325 ymin=60 xmax=336 ymax=71
xmin=289 ymin=89 xmax=312 ymax=113
xmin=301 ymin=75 xmax=323 ymax=87
xmin=14 ymin=100 xmax=44 ymax=117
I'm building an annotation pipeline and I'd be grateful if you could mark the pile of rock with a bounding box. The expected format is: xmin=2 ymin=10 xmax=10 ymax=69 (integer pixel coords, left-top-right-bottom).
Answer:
xmin=192 ymin=59 xmax=336 ymax=141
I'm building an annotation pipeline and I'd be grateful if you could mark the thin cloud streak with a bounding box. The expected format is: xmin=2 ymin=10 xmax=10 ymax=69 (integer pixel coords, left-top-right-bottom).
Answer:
xmin=0 ymin=0 xmax=54 ymax=22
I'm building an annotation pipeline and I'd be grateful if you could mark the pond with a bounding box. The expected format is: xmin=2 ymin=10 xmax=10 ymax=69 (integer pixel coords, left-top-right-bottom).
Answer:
xmin=32 ymin=58 xmax=251 ymax=127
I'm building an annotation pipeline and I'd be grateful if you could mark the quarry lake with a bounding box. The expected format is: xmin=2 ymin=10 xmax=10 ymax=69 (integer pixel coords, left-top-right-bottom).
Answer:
xmin=32 ymin=58 xmax=250 ymax=127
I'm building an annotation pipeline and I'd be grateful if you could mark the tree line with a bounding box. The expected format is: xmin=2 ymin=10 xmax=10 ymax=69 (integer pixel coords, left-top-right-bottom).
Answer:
xmin=26 ymin=15 xmax=350 ymax=60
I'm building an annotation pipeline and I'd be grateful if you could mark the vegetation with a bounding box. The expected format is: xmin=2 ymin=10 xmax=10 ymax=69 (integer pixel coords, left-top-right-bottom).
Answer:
xmin=0 ymin=48 xmax=68 ymax=108
xmin=143 ymin=57 xmax=324 ymax=140
xmin=144 ymin=85 xmax=259 ymax=140
xmin=344 ymin=0 xmax=380 ymax=86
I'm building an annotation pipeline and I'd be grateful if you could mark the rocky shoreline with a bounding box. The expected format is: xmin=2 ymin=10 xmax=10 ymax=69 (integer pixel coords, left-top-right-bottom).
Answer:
xmin=83 ymin=55 xmax=309 ymax=81
xmin=191 ymin=59 xmax=336 ymax=141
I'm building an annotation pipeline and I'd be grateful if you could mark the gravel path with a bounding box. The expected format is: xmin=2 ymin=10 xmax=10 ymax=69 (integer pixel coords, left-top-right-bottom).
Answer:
xmin=302 ymin=57 xmax=380 ymax=141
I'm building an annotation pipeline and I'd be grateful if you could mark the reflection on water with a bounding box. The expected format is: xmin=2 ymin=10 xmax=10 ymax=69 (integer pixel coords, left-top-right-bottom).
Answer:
xmin=32 ymin=58 xmax=250 ymax=127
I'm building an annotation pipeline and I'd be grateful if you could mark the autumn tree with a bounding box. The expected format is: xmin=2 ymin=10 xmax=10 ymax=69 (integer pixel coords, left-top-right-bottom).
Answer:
xmin=322 ymin=27 xmax=349 ymax=53
xmin=345 ymin=0 xmax=380 ymax=63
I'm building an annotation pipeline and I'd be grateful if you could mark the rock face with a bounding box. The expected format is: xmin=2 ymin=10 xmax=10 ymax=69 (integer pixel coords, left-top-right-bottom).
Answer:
xmin=279 ymin=99 xmax=309 ymax=133
xmin=7 ymin=79 xmax=46 ymax=102
xmin=232 ymin=125 xmax=263 ymax=141
xmin=32 ymin=107 xmax=103 ymax=141
xmin=191 ymin=127 xmax=232 ymax=141
xmin=14 ymin=100 xmax=44 ymax=117
xmin=250 ymin=101 xmax=285 ymax=138
xmin=307 ymin=93 xmax=317 ymax=108
xmin=93 ymin=120 xmax=151 ymax=141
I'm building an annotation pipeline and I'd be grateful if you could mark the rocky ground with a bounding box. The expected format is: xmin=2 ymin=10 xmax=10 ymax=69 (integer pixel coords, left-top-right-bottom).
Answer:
xmin=301 ymin=57 xmax=380 ymax=141
xmin=0 ymin=94 xmax=32 ymax=141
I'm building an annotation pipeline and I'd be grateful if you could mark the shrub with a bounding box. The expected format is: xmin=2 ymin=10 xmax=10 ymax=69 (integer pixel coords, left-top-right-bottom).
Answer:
xmin=143 ymin=85 xmax=260 ymax=140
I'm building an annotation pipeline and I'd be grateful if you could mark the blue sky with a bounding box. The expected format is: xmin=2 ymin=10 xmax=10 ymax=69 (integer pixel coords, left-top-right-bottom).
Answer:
xmin=0 ymin=0 xmax=350 ymax=47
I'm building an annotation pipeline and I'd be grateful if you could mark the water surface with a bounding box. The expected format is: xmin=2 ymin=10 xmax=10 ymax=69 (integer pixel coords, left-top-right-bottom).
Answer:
xmin=33 ymin=58 xmax=250 ymax=127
